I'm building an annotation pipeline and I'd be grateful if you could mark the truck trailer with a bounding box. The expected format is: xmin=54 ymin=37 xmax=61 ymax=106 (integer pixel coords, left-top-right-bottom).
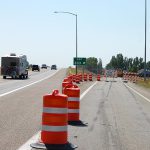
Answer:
xmin=1 ymin=53 xmax=29 ymax=79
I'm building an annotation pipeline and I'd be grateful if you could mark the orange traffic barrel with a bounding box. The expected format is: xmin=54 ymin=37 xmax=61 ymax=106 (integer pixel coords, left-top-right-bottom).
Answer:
xmin=64 ymin=84 xmax=80 ymax=121
xmin=30 ymin=90 xmax=78 ymax=149
xmin=62 ymin=81 xmax=73 ymax=93
xmin=41 ymin=90 xmax=68 ymax=144
xmin=63 ymin=78 xmax=69 ymax=82
xmin=79 ymin=74 xmax=83 ymax=82
xmin=84 ymin=73 xmax=87 ymax=81
xmin=67 ymin=76 xmax=73 ymax=82
xmin=75 ymin=75 xmax=80 ymax=84
xmin=63 ymin=77 xmax=72 ymax=83
xmin=97 ymin=74 xmax=101 ymax=81
xmin=89 ymin=73 xmax=92 ymax=81
xmin=72 ymin=75 xmax=76 ymax=82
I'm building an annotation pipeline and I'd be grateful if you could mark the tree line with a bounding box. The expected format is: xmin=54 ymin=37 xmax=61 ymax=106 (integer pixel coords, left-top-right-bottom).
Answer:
xmin=78 ymin=57 xmax=103 ymax=74
xmin=78 ymin=53 xmax=150 ymax=74
xmin=106 ymin=53 xmax=150 ymax=72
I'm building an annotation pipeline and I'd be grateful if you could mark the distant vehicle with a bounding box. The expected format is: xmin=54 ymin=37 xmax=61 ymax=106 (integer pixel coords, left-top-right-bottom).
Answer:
xmin=1 ymin=53 xmax=28 ymax=79
xmin=51 ymin=65 xmax=57 ymax=70
xmin=32 ymin=65 xmax=40 ymax=71
xmin=41 ymin=64 xmax=47 ymax=69
xmin=137 ymin=69 xmax=150 ymax=77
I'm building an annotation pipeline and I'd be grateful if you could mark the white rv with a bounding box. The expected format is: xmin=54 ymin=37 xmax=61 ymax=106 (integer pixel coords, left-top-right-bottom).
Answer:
xmin=1 ymin=53 xmax=29 ymax=79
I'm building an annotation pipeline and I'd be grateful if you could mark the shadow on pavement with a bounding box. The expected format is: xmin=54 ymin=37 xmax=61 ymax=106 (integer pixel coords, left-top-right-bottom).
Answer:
xmin=68 ymin=120 xmax=88 ymax=127
xmin=31 ymin=142 xmax=78 ymax=150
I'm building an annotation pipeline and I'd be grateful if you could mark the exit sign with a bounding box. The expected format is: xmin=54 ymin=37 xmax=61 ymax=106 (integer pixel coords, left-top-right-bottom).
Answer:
xmin=73 ymin=57 xmax=86 ymax=65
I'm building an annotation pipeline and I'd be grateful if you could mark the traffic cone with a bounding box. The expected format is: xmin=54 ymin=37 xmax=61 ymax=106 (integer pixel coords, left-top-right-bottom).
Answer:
xmin=75 ymin=75 xmax=80 ymax=84
xmin=83 ymin=73 xmax=87 ymax=81
xmin=97 ymin=74 xmax=101 ymax=81
xmin=89 ymin=74 xmax=92 ymax=81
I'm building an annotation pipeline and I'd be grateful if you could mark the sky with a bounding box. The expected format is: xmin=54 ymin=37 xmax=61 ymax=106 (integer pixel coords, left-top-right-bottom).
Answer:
xmin=0 ymin=0 xmax=149 ymax=68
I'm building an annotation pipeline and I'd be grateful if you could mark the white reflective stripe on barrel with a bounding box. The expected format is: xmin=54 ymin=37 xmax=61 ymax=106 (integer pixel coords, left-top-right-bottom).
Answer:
xmin=68 ymin=97 xmax=80 ymax=101
xmin=43 ymin=107 xmax=68 ymax=114
xmin=68 ymin=109 xmax=79 ymax=113
xmin=42 ymin=125 xmax=67 ymax=132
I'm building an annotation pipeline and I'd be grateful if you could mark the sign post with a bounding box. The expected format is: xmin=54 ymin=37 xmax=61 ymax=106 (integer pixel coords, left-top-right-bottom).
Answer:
xmin=73 ymin=58 xmax=86 ymax=75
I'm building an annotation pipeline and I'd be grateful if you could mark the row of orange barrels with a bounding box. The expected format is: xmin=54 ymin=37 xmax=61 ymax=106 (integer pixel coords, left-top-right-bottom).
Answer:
xmin=31 ymin=86 xmax=80 ymax=148
xmin=123 ymin=72 xmax=138 ymax=76
xmin=123 ymin=74 xmax=144 ymax=82
xmin=31 ymin=74 xmax=101 ymax=149
xmin=63 ymin=73 xmax=101 ymax=84
xmin=41 ymin=85 xmax=80 ymax=146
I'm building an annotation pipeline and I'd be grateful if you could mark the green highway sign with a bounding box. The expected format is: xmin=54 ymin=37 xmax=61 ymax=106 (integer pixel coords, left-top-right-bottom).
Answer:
xmin=73 ymin=57 xmax=86 ymax=65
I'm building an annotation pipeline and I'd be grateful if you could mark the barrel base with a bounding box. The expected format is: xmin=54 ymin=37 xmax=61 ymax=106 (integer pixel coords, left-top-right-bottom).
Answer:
xmin=75 ymin=81 xmax=80 ymax=84
xmin=30 ymin=142 xmax=77 ymax=150
xmin=68 ymin=120 xmax=88 ymax=127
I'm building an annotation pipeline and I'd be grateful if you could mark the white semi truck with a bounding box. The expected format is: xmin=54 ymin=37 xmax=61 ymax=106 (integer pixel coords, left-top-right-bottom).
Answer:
xmin=1 ymin=53 xmax=29 ymax=79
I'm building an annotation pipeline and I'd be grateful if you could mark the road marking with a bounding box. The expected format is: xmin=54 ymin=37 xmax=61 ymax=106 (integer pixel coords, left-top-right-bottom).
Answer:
xmin=17 ymin=81 xmax=98 ymax=150
xmin=124 ymin=83 xmax=150 ymax=103
xmin=16 ymin=132 xmax=41 ymax=150
xmin=80 ymin=81 xmax=98 ymax=100
xmin=0 ymin=70 xmax=59 ymax=97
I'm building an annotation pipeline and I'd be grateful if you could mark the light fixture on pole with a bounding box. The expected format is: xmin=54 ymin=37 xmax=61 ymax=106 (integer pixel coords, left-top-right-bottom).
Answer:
xmin=54 ymin=11 xmax=78 ymax=75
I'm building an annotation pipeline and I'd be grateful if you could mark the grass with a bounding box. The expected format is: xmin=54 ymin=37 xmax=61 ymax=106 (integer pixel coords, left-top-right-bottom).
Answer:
xmin=67 ymin=67 xmax=76 ymax=75
xmin=67 ymin=67 xmax=84 ymax=75
xmin=137 ymin=78 xmax=150 ymax=88
xmin=67 ymin=66 xmax=96 ymax=76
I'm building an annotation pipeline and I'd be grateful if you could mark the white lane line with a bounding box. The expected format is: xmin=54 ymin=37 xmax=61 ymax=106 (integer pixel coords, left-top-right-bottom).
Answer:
xmin=0 ymin=70 xmax=59 ymax=97
xmin=17 ymin=81 xmax=98 ymax=150
xmin=16 ymin=132 xmax=41 ymax=150
xmin=124 ymin=83 xmax=150 ymax=103
xmin=80 ymin=81 xmax=98 ymax=100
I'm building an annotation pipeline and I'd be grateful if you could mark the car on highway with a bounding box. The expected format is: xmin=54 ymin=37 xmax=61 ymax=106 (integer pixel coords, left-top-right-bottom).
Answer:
xmin=41 ymin=64 xmax=47 ymax=69
xmin=32 ymin=65 xmax=40 ymax=71
xmin=51 ymin=65 xmax=57 ymax=70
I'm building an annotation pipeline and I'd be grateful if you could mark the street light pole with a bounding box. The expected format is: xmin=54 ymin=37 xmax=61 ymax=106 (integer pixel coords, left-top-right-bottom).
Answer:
xmin=75 ymin=14 xmax=78 ymax=75
xmin=54 ymin=11 xmax=78 ymax=75
xmin=144 ymin=0 xmax=147 ymax=81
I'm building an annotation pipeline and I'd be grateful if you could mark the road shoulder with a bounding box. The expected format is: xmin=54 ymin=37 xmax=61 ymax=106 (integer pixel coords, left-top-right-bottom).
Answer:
xmin=124 ymin=81 xmax=150 ymax=101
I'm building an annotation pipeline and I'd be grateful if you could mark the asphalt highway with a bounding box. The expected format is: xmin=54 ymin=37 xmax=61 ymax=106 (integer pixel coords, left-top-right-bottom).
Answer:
xmin=68 ymin=78 xmax=150 ymax=150
xmin=0 ymin=68 xmax=67 ymax=150
xmin=1 ymin=73 xmax=150 ymax=150
xmin=0 ymin=69 xmax=59 ymax=96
